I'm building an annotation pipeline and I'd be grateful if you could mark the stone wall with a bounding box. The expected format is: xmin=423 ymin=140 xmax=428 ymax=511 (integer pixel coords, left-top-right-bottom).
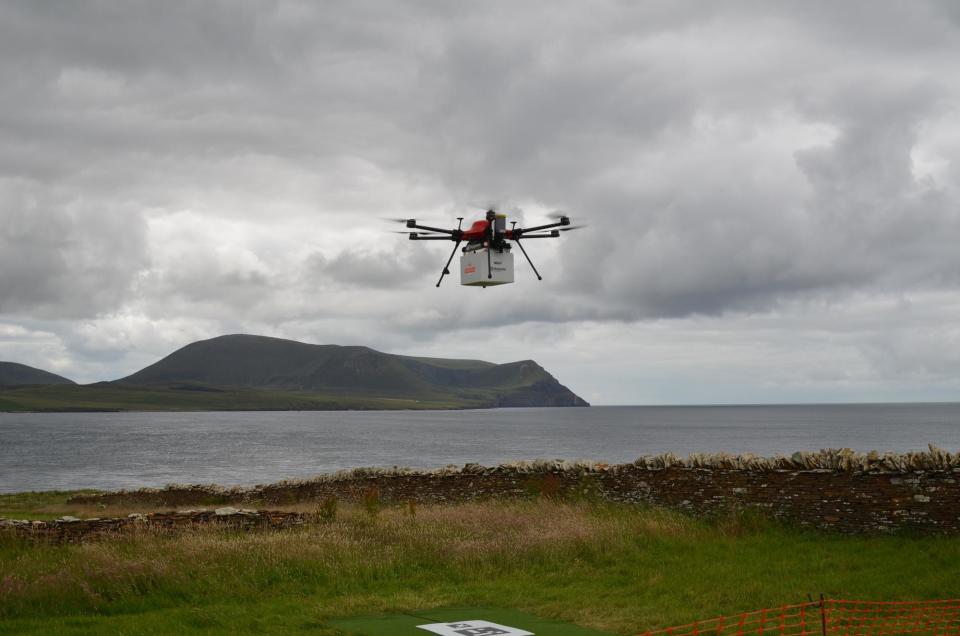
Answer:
xmin=0 ymin=508 xmax=307 ymax=543
xmin=66 ymin=448 xmax=960 ymax=534
xmin=599 ymin=466 xmax=959 ymax=533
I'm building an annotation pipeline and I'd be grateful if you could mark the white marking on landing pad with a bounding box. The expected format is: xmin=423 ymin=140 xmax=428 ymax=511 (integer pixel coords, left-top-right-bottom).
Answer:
xmin=417 ymin=620 xmax=534 ymax=635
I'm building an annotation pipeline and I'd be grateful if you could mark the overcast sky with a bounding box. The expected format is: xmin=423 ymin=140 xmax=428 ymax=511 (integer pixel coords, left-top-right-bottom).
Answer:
xmin=1 ymin=1 xmax=959 ymax=404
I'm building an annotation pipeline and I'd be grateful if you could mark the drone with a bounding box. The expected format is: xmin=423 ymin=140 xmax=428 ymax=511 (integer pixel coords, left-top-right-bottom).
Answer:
xmin=394 ymin=209 xmax=582 ymax=287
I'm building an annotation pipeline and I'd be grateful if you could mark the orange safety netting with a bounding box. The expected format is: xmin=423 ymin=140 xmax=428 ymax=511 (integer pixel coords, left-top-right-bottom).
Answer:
xmin=637 ymin=599 xmax=960 ymax=636
xmin=825 ymin=600 xmax=960 ymax=635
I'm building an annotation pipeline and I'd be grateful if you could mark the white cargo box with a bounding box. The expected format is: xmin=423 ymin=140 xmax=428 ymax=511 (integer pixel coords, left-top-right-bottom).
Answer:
xmin=460 ymin=248 xmax=514 ymax=286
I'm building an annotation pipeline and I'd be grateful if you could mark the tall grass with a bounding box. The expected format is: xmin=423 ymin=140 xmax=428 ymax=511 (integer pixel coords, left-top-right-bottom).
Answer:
xmin=2 ymin=500 xmax=960 ymax=635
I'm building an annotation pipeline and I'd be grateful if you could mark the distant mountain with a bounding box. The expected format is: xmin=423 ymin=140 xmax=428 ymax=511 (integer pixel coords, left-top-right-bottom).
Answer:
xmin=0 ymin=362 xmax=75 ymax=387
xmin=115 ymin=334 xmax=588 ymax=407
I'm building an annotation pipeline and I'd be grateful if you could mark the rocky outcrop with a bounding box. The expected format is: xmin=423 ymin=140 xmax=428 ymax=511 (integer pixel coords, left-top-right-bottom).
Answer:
xmin=493 ymin=378 xmax=590 ymax=407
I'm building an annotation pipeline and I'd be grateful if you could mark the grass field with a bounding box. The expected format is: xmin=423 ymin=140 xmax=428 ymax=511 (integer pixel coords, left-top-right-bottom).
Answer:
xmin=0 ymin=383 xmax=485 ymax=412
xmin=2 ymin=494 xmax=960 ymax=635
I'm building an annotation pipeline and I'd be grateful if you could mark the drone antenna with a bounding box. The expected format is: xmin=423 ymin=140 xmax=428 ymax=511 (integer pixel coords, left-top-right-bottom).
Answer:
xmin=456 ymin=217 xmax=464 ymax=230
xmin=514 ymin=239 xmax=543 ymax=281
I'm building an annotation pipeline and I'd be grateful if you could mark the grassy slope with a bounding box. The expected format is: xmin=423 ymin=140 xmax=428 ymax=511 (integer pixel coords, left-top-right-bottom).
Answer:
xmin=0 ymin=361 xmax=75 ymax=386
xmin=2 ymin=498 xmax=959 ymax=635
xmin=397 ymin=355 xmax=495 ymax=370
xmin=0 ymin=491 xmax=104 ymax=521
xmin=118 ymin=335 xmax=529 ymax=394
xmin=0 ymin=384 xmax=490 ymax=412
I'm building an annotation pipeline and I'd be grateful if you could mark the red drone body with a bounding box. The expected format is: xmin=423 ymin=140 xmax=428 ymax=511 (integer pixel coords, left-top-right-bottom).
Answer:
xmin=395 ymin=209 xmax=582 ymax=287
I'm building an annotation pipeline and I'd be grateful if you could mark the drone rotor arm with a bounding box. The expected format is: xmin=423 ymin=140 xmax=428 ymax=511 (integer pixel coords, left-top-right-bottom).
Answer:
xmin=510 ymin=231 xmax=560 ymax=238
xmin=517 ymin=216 xmax=570 ymax=234
xmin=408 ymin=222 xmax=458 ymax=235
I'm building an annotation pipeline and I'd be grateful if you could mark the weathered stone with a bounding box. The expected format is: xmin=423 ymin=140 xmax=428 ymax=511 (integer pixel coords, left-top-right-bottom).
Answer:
xmin=59 ymin=446 xmax=960 ymax=535
xmin=3 ymin=509 xmax=307 ymax=543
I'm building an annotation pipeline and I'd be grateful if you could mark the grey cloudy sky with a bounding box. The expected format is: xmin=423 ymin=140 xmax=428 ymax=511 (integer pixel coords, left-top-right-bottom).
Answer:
xmin=1 ymin=0 xmax=959 ymax=404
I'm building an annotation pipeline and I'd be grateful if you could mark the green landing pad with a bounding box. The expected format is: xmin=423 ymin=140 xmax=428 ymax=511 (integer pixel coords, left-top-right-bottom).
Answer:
xmin=328 ymin=607 xmax=612 ymax=636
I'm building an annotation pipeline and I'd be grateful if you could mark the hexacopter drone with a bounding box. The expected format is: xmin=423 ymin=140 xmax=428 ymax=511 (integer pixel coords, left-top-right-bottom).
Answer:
xmin=394 ymin=209 xmax=582 ymax=288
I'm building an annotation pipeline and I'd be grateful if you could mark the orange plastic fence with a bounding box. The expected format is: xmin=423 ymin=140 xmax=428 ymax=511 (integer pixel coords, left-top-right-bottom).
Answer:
xmin=826 ymin=600 xmax=960 ymax=635
xmin=637 ymin=599 xmax=960 ymax=636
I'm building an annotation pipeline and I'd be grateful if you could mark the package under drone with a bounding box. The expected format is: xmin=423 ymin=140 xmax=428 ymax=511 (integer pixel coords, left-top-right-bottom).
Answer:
xmin=460 ymin=248 xmax=514 ymax=286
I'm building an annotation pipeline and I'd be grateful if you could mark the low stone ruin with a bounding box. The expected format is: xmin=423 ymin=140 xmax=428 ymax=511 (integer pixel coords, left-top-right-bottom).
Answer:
xmin=0 ymin=507 xmax=307 ymax=543
xmin=61 ymin=445 xmax=960 ymax=534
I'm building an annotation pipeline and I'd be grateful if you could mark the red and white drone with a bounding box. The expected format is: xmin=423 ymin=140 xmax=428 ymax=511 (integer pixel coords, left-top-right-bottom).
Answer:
xmin=393 ymin=209 xmax=582 ymax=288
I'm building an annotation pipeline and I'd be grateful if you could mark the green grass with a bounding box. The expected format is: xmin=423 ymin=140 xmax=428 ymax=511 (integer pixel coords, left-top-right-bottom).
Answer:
xmin=2 ymin=500 xmax=959 ymax=635
xmin=0 ymin=490 xmax=104 ymax=521
xmin=0 ymin=384 xmax=490 ymax=412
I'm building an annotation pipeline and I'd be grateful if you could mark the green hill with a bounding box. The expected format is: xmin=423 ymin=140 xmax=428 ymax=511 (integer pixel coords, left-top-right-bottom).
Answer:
xmin=0 ymin=335 xmax=588 ymax=411
xmin=0 ymin=362 xmax=75 ymax=387
xmin=116 ymin=334 xmax=588 ymax=408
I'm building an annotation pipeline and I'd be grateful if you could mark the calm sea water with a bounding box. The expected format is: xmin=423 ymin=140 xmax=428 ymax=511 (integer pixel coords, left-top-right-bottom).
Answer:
xmin=2 ymin=404 xmax=960 ymax=493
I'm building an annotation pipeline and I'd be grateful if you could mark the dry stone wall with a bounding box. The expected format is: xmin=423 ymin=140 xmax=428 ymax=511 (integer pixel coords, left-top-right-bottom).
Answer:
xmin=0 ymin=508 xmax=307 ymax=543
xmin=66 ymin=448 xmax=960 ymax=534
xmin=599 ymin=466 xmax=959 ymax=533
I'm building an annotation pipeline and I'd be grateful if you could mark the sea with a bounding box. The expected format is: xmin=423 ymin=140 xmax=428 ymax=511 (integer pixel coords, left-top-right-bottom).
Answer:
xmin=1 ymin=403 xmax=960 ymax=493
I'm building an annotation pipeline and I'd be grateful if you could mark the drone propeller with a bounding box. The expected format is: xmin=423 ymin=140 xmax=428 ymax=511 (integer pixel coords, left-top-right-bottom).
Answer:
xmin=469 ymin=201 xmax=528 ymax=219
xmin=558 ymin=224 xmax=586 ymax=232
xmin=469 ymin=200 xmax=503 ymax=212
